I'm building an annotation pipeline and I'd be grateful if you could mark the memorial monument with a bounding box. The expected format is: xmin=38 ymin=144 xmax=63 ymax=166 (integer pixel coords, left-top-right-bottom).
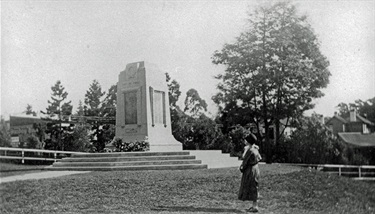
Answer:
xmin=114 ymin=61 xmax=182 ymax=151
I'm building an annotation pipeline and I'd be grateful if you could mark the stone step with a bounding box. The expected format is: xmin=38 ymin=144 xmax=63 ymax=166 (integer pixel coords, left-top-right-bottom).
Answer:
xmin=53 ymin=159 xmax=202 ymax=167
xmin=59 ymin=155 xmax=196 ymax=162
xmin=45 ymin=164 xmax=208 ymax=171
xmin=187 ymin=150 xmax=241 ymax=169
xmin=71 ymin=151 xmax=190 ymax=158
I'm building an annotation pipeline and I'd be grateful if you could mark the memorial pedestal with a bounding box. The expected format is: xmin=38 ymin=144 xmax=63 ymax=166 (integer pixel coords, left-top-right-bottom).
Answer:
xmin=112 ymin=61 xmax=182 ymax=151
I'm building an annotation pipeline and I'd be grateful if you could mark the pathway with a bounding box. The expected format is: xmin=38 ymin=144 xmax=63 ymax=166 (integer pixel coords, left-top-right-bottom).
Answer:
xmin=0 ymin=171 xmax=91 ymax=184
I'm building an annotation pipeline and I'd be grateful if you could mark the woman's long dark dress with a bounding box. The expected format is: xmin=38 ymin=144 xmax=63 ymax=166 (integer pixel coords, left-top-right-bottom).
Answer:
xmin=238 ymin=146 xmax=261 ymax=201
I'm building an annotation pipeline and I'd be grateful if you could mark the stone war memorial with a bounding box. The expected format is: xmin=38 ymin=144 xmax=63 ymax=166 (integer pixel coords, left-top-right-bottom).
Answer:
xmin=47 ymin=61 xmax=238 ymax=172
xmin=115 ymin=61 xmax=182 ymax=152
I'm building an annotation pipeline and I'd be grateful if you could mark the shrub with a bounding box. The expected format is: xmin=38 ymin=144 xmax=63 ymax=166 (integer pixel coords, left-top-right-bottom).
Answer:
xmin=23 ymin=135 xmax=43 ymax=149
xmin=0 ymin=126 xmax=12 ymax=147
xmin=112 ymin=138 xmax=150 ymax=152
xmin=64 ymin=124 xmax=91 ymax=152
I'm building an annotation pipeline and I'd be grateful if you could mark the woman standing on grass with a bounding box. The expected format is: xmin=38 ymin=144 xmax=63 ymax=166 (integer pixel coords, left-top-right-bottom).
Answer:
xmin=238 ymin=133 xmax=262 ymax=213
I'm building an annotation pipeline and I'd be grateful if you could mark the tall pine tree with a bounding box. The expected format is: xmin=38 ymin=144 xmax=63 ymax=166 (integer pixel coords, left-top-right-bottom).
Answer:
xmin=44 ymin=80 xmax=73 ymax=150
xmin=84 ymin=80 xmax=105 ymax=116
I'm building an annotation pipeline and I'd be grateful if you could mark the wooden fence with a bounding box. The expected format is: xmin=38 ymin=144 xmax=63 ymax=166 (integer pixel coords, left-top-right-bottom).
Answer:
xmin=289 ymin=163 xmax=375 ymax=179
xmin=321 ymin=164 xmax=375 ymax=178
xmin=0 ymin=147 xmax=86 ymax=164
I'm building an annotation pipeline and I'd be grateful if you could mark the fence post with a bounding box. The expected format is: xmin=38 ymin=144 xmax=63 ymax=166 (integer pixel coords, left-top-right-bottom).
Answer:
xmin=339 ymin=167 xmax=341 ymax=176
xmin=359 ymin=166 xmax=362 ymax=178
xmin=54 ymin=152 xmax=57 ymax=162
xmin=21 ymin=149 xmax=25 ymax=164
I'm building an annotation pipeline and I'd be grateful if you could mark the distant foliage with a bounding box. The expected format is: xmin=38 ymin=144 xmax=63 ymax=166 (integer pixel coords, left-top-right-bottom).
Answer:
xmin=273 ymin=116 xmax=372 ymax=165
xmin=21 ymin=135 xmax=43 ymax=149
xmin=229 ymin=125 xmax=251 ymax=157
xmin=184 ymin=88 xmax=208 ymax=117
xmin=180 ymin=114 xmax=227 ymax=150
xmin=336 ymin=97 xmax=375 ymax=124
xmin=112 ymin=138 xmax=150 ymax=152
xmin=0 ymin=124 xmax=12 ymax=147
xmin=63 ymin=124 xmax=91 ymax=152
xmin=25 ymin=104 xmax=37 ymax=116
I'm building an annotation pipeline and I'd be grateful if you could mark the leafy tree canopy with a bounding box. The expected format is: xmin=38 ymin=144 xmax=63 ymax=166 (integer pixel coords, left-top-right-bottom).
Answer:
xmin=336 ymin=97 xmax=375 ymax=122
xmin=212 ymin=1 xmax=330 ymax=162
xmin=184 ymin=88 xmax=208 ymax=117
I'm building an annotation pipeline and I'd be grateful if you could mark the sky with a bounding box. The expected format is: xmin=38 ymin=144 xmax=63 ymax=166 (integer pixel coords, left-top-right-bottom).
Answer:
xmin=1 ymin=0 xmax=374 ymax=120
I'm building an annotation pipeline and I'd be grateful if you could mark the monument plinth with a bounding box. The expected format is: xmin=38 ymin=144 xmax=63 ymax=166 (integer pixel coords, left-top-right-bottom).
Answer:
xmin=115 ymin=61 xmax=182 ymax=152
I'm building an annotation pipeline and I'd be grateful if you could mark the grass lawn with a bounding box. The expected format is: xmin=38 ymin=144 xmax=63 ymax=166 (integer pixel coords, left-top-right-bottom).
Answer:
xmin=0 ymin=164 xmax=374 ymax=214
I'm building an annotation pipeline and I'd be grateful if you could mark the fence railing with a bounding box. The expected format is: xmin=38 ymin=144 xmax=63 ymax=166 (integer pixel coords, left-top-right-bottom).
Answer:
xmin=0 ymin=147 xmax=86 ymax=163
xmin=289 ymin=163 xmax=375 ymax=178
xmin=321 ymin=164 xmax=375 ymax=178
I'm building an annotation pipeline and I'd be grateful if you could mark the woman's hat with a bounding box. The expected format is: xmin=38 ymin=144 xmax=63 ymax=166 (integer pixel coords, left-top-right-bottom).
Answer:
xmin=245 ymin=133 xmax=257 ymax=144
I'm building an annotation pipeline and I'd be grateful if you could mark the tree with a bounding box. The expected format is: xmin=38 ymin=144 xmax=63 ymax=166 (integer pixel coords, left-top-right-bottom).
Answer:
xmin=43 ymin=80 xmax=73 ymax=151
xmin=165 ymin=74 xmax=228 ymax=151
xmin=84 ymin=80 xmax=105 ymax=116
xmin=166 ymin=73 xmax=182 ymax=110
xmin=336 ymin=97 xmax=375 ymax=123
xmin=166 ymin=73 xmax=183 ymax=138
xmin=76 ymin=100 xmax=85 ymax=116
xmin=184 ymin=88 xmax=208 ymax=117
xmin=100 ymin=84 xmax=117 ymax=117
xmin=212 ymin=2 xmax=330 ymax=162
xmin=25 ymin=104 xmax=37 ymax=116
xmin=0 ymin=117 xmax=11 ymax=147
xmin=182 ymin=114 xmax=224 ymax=150
xmin=358 ymin=97 xmax=375 ymax=123
xmin=45 ymin=80 xmax=73 ymax=118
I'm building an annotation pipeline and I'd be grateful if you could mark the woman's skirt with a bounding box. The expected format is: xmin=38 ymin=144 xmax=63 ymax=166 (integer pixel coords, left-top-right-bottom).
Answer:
xmin=238 ymin=164 xmax=260 ymax=201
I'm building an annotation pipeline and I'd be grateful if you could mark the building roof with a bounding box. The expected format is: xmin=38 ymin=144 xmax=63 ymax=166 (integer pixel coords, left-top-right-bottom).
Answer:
xmin=325 ymin=114 xmax=375 ymax=126
xmin=9 ymin=115 xmax=45 ymax=127
xmin=356 ymin=115 xmax=375 ymax=126
xmin=338 ymin=132 xmax=375 ymax=147
xmin=325 ymin=115 xmax=347 ymax=125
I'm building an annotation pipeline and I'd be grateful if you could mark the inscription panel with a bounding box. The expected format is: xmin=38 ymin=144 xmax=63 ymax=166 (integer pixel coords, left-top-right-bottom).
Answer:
xmin=154 ymin=91 xmax=163 ymax=124
xmin=124 ymin=91 xmax=137 ymax=124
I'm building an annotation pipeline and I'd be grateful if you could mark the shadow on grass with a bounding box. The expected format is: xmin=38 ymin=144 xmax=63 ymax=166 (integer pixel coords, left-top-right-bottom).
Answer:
xmin=152 ymin=206 xmax=244 ymax=213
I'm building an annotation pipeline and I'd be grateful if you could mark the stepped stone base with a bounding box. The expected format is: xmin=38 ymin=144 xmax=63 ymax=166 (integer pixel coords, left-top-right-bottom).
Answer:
xmin=46 ymin=151 xmax=207 ymax=171
xmin=45 ymin=150 xmax=241 ymax=171
xmin=149 ymin=143 xmax=183 ymax=152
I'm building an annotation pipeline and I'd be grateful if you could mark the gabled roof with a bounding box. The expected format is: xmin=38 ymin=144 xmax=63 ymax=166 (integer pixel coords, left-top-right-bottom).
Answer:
xmin=325 ymin=114 xmax=375 ymax=126
xmin=356 ymin=115 xmax=374 ymax=126
xmin=325 ymin=115 xmax=347 ymax=125
xmin=338 ymin=132 xmax=375 ymax=147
